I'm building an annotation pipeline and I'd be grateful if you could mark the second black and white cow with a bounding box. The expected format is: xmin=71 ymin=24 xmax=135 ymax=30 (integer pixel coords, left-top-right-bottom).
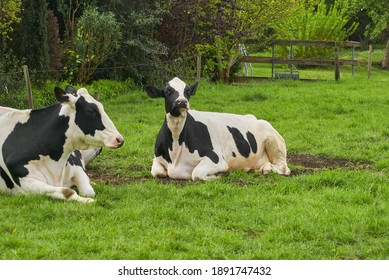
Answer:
xmin=0 ymin=103 xmax=102 ymax=198
xmin=145 ymin=77 xmax=290 ymax=180
xmin=0 ymin=86 xmax=124 ymax=202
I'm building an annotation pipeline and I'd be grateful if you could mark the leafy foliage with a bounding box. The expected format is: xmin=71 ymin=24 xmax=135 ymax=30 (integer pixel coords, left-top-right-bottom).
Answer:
xmin=160 ymin=0 xmax=307 ymax=82
xmin=274 ymin=0 xmax=358 ymax=58
xmin=11 ymin=0 xmax=50 ymax=83
xmin=99 ymin=0 xmax=170 ymax=84
xmin=0 ymin=48 xmax=26 ymax=108
xmin=71 ymin=6 xmax=122 ymax=84
xmin=0 ymin=0 xmax=21 ymax=39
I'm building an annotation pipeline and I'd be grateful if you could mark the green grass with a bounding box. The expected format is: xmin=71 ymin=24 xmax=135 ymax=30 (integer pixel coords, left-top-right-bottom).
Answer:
xmin=1 ymin=67 xmax=389 ymax=260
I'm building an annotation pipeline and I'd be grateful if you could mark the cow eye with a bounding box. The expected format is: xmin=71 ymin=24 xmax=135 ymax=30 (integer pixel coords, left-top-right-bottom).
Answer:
xmin=166 ymin=88 xmax=174 ymax=96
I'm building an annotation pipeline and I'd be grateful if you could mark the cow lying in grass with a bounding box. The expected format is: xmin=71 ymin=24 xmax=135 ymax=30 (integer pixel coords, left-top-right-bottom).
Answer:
xmin=0 ymin=105 xmax=102 ymax=198
xmin=145 ymin=77 xmax=290 ymax=181
xmin=0 ymin=86 xmax=124 ymax=202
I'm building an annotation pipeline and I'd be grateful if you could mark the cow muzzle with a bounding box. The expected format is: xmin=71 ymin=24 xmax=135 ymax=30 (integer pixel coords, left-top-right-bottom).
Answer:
xmin=104 ymin=133 xmax=124 ymax=149
xmin=175 ymin=98 xmax=188 ymax=109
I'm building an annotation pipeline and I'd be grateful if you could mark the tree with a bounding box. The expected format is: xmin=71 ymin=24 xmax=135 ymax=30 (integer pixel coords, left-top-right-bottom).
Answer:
xmin=47 ymin=9 xmax=63 ymax=79
xmin=11 ymin=0 xmax=50 ymax=82
xmin=274 ymin=0 xmax=358 ymax=58
xmin=0 ymin=0 xmax=21 ymax=39
xmin=73 ymin=6 xmax=121 ymax=83
xmin=161 ymin=0 xmax=305 ymax=82
xmin=100 ymin=0 xmax=170 ymax=83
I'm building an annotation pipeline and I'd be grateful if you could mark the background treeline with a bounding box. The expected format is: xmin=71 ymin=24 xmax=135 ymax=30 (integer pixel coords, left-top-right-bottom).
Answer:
xmin=1 ymin=0 xmax=389 ymax=92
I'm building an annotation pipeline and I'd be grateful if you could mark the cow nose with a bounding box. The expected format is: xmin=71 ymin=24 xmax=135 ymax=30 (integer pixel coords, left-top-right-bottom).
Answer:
xmin=116 ymin=136 xmax=124 ymax=147
xmin=176 ymin=98 xmax=188 ymax=107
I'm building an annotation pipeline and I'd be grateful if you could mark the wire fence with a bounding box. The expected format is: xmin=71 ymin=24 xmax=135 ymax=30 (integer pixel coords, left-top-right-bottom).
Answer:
xmin=0 ymin=54 xmax=200 ymax=109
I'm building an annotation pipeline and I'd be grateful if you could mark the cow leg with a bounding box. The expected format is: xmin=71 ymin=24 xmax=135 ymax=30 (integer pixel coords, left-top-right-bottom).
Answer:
xmin=192 ymin=158 xmax=228 ymax=181
xmin=260 ymin=133 xmax=290 ymax=176
xmin=72 ymin=166 xmax=96 ymax=197
xmin=20 ymin=178 xmax=94 ymax=203
xmin=151 ymin=157 xmax=168 ymax=178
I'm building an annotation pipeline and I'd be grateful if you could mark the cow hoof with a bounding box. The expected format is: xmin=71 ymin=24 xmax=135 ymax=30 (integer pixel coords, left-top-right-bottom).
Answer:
xmin=262 ymin=169 xmax=271 ymax=175
xmin=80 ymin=197 xmax=95 ymax=203
xmin=79 ymin=189 xmax=96 ymax=197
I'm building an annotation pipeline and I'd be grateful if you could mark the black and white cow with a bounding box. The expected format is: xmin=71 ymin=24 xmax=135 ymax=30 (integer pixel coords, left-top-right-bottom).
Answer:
xmin=0 ymin=86 xmax=124 ymax=202
xmin=0 ymin=105 xmax=102 ymax=198
xmin=145 ymin=77 xmax=290 ymax=181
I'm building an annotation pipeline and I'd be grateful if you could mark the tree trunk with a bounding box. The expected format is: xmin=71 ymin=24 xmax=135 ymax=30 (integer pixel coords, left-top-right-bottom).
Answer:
xmin=382 ymin=39 xmax=389 ymax=70
xmin=358 ymin=35 xmax=370 ymax=51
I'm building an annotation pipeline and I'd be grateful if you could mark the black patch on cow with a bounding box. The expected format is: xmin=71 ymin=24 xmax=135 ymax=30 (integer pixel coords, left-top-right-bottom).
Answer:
xmin=154 ymin=119 xmax=173 ymax=163
xmin=232 ymin=151 xmax=236 ymax=157
xmin=154 ymin=114 xmax=219 ymax=164
xmin=179 ymin=114 xmax=219 ymax=163
xmin=246 ymin=131 xmax=257 ymax=153
xmin=75 ymin=96 xmax=105 ymax=136
xmin=2 ymin=104 xmax=69 ymax=186
xmin=227 ymin=126 xmax=253 ymax=158
xmin=67 ymin=150 xmax=83 ymax=168
xmin=0 ymin=166 xmax=14 ymax=189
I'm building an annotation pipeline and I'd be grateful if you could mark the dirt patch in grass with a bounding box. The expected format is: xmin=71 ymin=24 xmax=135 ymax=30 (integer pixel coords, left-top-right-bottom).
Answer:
xmin=287 ymin=153 xmax=371 ymax=175
xmin=87 ymin=154 xmax=372 ymax=184
xmin=289 ymin=153 xmax=350 ymax=169
xmin=86 ymin=167 xmax=149 ymax=185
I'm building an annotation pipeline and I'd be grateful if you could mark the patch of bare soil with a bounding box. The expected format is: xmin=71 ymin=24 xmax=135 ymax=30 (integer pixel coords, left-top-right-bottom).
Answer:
xmin=86 ymin=167 xmax=149 ymax=185
xmin=86 ymin=154 xmax=372 ymax=184
xmin=287 ymin=153 xmax=372 ymax=175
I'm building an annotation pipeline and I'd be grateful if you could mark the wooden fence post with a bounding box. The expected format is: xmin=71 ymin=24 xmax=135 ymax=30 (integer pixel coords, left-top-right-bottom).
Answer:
xmin=23 ymin=65 xmax=34 ymax=109
xmin=368 ymin=45 xmax=373 ymax=79
xmin=334 ymin=44 xmax=340 ymax=81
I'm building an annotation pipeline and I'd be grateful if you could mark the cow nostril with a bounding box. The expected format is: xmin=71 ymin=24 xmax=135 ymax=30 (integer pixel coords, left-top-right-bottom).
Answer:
xmin=116 ymin=136 xmax=124 ymax=146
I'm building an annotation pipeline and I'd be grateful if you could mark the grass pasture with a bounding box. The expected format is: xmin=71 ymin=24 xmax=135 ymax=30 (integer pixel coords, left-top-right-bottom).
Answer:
xmin=1 ymin=69 xmax=389 ymax=260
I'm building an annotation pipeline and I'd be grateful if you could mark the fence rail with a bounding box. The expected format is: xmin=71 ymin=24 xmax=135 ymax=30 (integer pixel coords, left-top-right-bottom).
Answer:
xmin=236 ymin=39 xmax=368 ymax=82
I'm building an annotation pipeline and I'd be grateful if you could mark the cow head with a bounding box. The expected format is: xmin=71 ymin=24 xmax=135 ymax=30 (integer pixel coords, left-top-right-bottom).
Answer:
xmin=54 ymin=86 xmax=124 ymax=149
xmin=145 ymin=77 xmax=198 ymax=117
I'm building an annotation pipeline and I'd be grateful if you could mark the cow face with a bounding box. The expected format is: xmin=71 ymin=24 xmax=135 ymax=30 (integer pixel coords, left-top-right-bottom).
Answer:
xmin=55 ymin=86 xmax=124 ymax=149
xmin=145 ymin=77 xmax=198 ymax=117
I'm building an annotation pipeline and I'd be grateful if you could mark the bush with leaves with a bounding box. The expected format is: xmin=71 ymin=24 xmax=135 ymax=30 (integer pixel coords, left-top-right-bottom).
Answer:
xmin=71 ymin=6 xmax=122 ymax=84
xmin=274 ymin=0 xmax=358 ymax=58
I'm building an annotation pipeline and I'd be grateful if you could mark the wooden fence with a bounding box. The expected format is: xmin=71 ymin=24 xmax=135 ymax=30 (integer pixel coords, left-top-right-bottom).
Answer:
xmin=236 ymin=39 xmax=370 ymax=82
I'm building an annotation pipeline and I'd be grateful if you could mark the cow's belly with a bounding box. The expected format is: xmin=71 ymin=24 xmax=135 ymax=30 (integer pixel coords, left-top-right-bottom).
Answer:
xmin=226 ymin=152 xmax=267 ymax=171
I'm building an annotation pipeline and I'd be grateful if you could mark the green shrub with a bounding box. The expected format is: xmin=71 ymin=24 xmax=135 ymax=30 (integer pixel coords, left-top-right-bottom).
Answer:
xmin=274 ymin=0 xmax=358 ymax=58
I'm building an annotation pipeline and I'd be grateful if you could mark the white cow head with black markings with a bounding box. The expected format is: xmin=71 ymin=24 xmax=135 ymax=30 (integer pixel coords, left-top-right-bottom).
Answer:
xmin=55 ymin=86 xmax=124 ymax=150
xmin=145 ymin=77 xmax=198 ymax=117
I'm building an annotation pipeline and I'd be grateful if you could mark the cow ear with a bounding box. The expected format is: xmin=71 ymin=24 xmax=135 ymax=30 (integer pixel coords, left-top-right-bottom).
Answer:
xmin=188 ymin=81 xmax=198 ymax=96
xmin=54 ymin=87 xmax=70 ymax=103
xmin=145 ymin=85 xmax=164 ymax=98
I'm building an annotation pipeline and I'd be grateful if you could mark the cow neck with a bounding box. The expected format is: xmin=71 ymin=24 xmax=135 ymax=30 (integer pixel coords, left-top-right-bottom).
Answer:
xmin=166 ymin=112 xmax=187 ymax=140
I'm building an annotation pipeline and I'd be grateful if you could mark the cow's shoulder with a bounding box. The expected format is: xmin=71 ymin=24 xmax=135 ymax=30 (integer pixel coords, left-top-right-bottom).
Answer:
xmin=155 ymin=119 xmax=173 ymax=163
xmin=180 ymin=112 xmax=219 ymax=163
